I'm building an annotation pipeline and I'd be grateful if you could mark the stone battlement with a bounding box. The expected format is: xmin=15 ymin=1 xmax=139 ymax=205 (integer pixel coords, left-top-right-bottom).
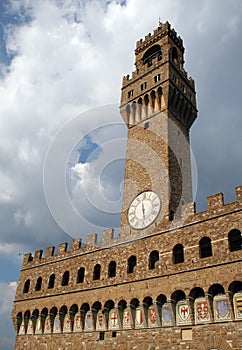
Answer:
xmin=135 ymin=21 xmax=184 ymax=53
xmin=22 ymin=186 xmax=242 ymax=268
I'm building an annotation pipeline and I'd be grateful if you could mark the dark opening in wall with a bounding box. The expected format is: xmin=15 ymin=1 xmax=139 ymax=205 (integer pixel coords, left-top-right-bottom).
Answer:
xmin=173 ymin=244 xmax=184 ymax=264
xmin=93 ymin=264 xmax=101 ymax=280
xmin=127 ymin=255 xmax=136 ymax=274
xmin=48 ymin=274 xmax=55 ymax=289
xmin=99 ymin=332 xmax=105 ymax=341
xmin=199 ymin=237 xmax=212 ymax=258
xmin=62 ymin=271 xmax=70 ymax=286
xmin=108 ymin=261 xmax=116 ymax=278
xmin=23 ymin=279 xmax=30 ymax=294
xmin=35 ymin=277 xmax=42 ymax=291
xmin=149 ymin=250 xmax=159 ymax=269
xmin=228 ymin=229 xmax=242 ymax=252
xmin=77 ymin=267 xmax=85 ymax=283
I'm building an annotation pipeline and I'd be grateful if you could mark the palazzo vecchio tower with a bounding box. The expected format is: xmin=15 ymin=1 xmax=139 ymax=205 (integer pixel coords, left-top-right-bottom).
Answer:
xmin=12 ymin=21 xmax=242 ymax=350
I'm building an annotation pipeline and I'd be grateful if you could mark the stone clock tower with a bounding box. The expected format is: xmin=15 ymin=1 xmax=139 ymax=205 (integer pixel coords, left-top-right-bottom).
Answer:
xmin=120 ymin=21 xmax=197 ymax=239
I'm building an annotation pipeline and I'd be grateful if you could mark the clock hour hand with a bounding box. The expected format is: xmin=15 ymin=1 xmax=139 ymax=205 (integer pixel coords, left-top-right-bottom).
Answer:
xmin=142 ymin=202 xmax=145 ymax=219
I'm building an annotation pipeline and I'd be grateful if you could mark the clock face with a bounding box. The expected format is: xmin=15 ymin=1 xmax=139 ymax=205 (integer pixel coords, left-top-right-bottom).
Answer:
xmin=128 ymin=191 xmax=161 ymax=229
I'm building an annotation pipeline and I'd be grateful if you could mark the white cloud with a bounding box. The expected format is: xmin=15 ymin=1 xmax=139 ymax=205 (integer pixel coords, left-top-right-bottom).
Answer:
xmin=17 ymin=138 xmax=39 ymax=164
xmin=0 ymin=282 xmax=17 ymax=314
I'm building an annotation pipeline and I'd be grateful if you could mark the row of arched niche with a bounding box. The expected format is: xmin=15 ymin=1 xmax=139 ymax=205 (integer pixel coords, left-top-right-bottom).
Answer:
xmin=17 ymin=281 xmax=242 ymax=335
xmin=125 ymin=86 xmax=165 ymax=125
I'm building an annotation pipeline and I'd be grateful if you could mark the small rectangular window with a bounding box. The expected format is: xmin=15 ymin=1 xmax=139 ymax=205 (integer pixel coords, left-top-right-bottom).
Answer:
xmin=147 ymin=60 xmax=152 ymax=67
xmin=180 ymin=83 xmax=185 ymax=92
xmin=128 ymin=90 xmax=133 ymax=98
xmin=99 ymin=332 xmax=105 ymax=341
xmin=141 ymin=82 xmax=147 ymax=91
xmin=154 ymin=74 xmax=160 ymax=83
xmin=112 ymin=331 xmax=117 ymax=338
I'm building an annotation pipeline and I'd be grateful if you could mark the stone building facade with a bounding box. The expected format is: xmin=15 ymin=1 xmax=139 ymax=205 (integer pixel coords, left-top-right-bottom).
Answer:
xmin=12 ymin=22 xmax=242 ymax=350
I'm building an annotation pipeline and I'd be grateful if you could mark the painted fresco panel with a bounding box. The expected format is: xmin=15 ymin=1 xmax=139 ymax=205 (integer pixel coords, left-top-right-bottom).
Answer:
xmin=108 ymin=308 xmax=121 ymax=330
xmin=26 ymin=319 xmax=34 ymax=335
xmin=148 ymin=305 xmax=160 ymax=327
xmin=161 ymin=303 xmax=174 ymax=327
xmin=63 ymin=314 xmax=72 ymax=333
xmin=44 ymin=315 xmax=52 ymax=334
xmin=84 ymin=311 xmax=94 ymax=331
xmin=73 ymin=313 xmax=82 ymax=332
xmin=135 ymin=306 xmax=147 ymax=328
xmin=53 ymin=314 xmax=61 ymax=333
xmin=122 ymin=307 xmax=134 ymax=329
xmin=34 ymin=317 xmax=42 ymax=335
xmin=195 ymin=298 xmax=211 ymax=324
xmin=176 ymin=300 xmax=192 ymax=325
xmin=18 ymin=321 xmax=25 ymax=335
xmin=213 ymin=295 xmax=232 ymax=322
xmin=96 ymin=310 xmax=107 ymax=331
xmin=234 ymin=292 xmax=242 ymax=320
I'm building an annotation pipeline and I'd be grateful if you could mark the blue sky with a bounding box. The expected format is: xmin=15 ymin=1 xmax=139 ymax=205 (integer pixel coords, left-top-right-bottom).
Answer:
xmin=0 ymin=0 xmax=242 ymax=348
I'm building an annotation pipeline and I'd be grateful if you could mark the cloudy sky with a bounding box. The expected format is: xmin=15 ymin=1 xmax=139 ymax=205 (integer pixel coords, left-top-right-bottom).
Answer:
xmin=0 ymin=0 xmax=241 ymax=348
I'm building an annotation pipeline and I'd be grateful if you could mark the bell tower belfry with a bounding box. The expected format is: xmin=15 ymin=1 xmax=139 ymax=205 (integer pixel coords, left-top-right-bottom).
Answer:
xmin=120 ymin=21 xmax=197 ymax=239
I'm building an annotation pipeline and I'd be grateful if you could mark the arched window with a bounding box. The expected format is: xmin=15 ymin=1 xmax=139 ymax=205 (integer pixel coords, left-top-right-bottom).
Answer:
xmin=127 ymin=255 xmax=136 ymax=274
xmin=130 ymin=298 xmax=139 ymax=309
xmin=92 ymin=301 xmax=102 ymax=313
xmin=150 ymin=90 xmax=156 ymax=109
xmin=35 ymin=277 xmax=42 ymax=291
xmin=137 ymin=97 xmax=142 ymax=119
xmin=157 ymin=86 xmax=162 ymax=110
xmin=62 ymin=271 xmax=69 ymax=286
xmin=24 ymin=310 xmax=30 ymax=326
xmin=108 ymin=261 xmax=116 ymax=278
xmin=228 ymin=229 xmax=242 ymax=252
xmin=77 ymin=267 xmax=85 ymax=283
xmin=126 ymin=104 xmax=131 ymax=123
xmin=48 ymin=274 xmax=55 ymax=289
xmin=16 ymin=312 xmax=23 ymax=333
xmin=173 ymin=244 xmax=184 ymax=264
xmin=189 ymin=287 xmax=205 ymax=300
xmin=149 ymin=250 xmax=159 ymax=269
xmin=104 ymin=299 xmax=114 ymax=313
xmin=23 ymin=279 xmax=30 ymax=293
xmin=93 ymin=264 xmax=101 ymax=280
xmin=69 ymin=304 xmax=78 ymax=325
xmin=49 ymin=307 xmax=57 ymax=325
xmin=142 ymin=44 xmax=162 ymax=65
xmin=228 ymin=281 xmax=242 ymax=295
xmin=32 ymin=309 xmax=39 ymax=323
xmin=171 ymin=47 xmax=178 ymax=62
xmin=118 ymin=299 xmax=127 ymax=311
xmin=199 ymin=237 xmax=212 ymax=258
xmin=171 ymin=290 xmax=186 ymax=304
xmin=208 ymin=283 xmax=225 ymax=297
